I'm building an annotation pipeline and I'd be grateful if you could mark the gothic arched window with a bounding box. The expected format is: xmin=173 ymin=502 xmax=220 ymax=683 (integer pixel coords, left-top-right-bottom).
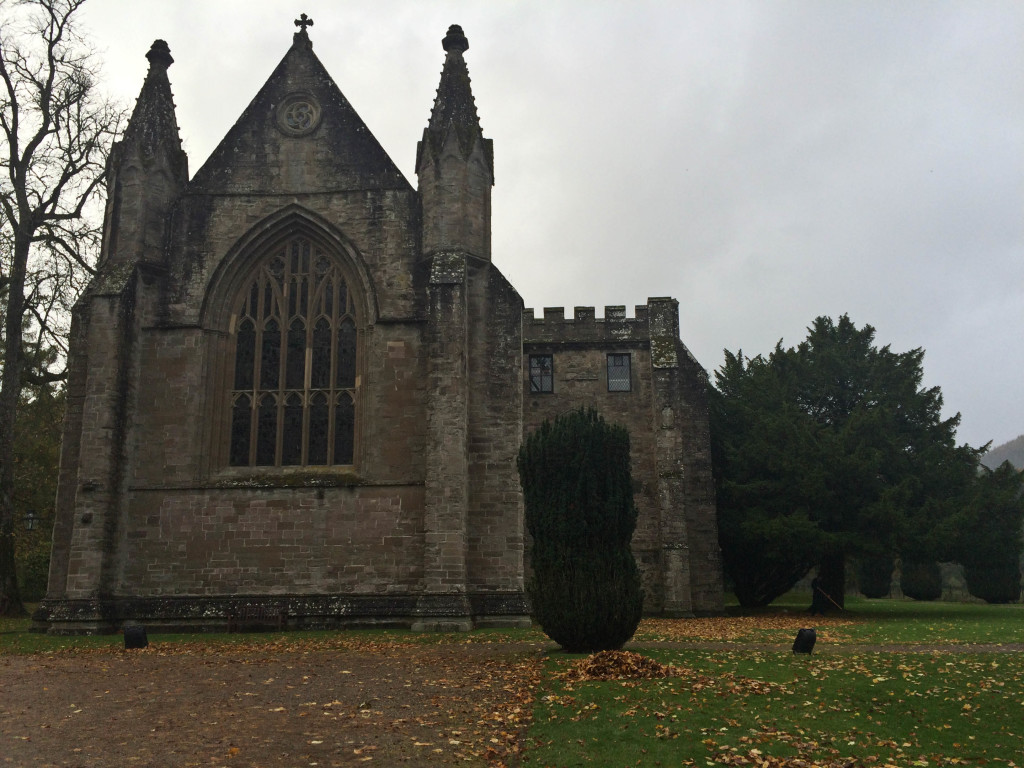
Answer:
xmin=228 ymin=237 xmax=358 ymax=467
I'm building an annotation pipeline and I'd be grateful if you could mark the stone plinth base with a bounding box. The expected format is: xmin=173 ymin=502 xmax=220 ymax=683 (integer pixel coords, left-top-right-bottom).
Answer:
xmin=32 ymin=591 xmax=530 ymax=635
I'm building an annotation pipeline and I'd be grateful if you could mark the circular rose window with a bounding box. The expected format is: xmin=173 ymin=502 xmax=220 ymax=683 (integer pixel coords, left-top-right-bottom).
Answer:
xmin=277 ymin=93 xmax=321 ymax=137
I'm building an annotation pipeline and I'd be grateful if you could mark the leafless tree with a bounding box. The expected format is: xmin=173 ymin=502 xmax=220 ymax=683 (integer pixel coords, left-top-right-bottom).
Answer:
xmin=0 ymin=0 xmax=123 ymax=616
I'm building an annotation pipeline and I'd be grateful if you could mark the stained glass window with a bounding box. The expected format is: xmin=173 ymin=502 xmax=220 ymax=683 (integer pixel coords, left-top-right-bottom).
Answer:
xmin=256 ymin=394 xmax=278 ymax=465
xmin=308 ymin=392 xmax=329 ymax=465
xmin=234 ymin=320 xmax=255 ymax=390
xmin=229 ymin=237 xmax=358 ymax=466
xmin=285 ymin=319 xmax=305 ymax=390
xmin=337 ymin=318 xmax=356 ymax=389
xmin=281 ymin=393 xmax=303 ymax=466
xmin=261 ymin=319 xmax=280 ymax=389
xmin=311 ymin=318 xmax=331 ymax=389
xmin=335 ymin=393 xmax=355 ymax=466
xmin=229 ymin=394 xmax=252 ymax=467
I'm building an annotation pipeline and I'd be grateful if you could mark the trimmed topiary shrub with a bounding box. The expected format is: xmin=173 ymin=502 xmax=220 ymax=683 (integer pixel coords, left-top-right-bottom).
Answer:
xmin=964 ymin=563 xmax=1021 ymax=604
xmin=517 ymin=407 xmax=643 ymax=652
xmin=855 ymin=556 xmax=893 ymax=599
xmin=900 ymin=560 xmax=942 ymax=601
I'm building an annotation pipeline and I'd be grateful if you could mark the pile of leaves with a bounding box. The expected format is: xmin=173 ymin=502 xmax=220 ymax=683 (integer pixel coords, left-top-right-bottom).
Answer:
xmin=556 ymin=651 xmax=785 ymax=706
xmin=561 ymin=650 xmax=686 ymax=682
xmin=710 ymin=749 xmax=857 ymax=768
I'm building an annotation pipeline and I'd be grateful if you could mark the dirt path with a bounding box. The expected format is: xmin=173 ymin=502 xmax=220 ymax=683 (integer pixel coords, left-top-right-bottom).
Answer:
xmin=0 ymin=640 xmax=542 ymax=768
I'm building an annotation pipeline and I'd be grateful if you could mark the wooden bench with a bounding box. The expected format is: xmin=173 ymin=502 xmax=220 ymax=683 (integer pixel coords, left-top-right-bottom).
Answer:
xmin=227 ymin=604 xmax=286 ymax=633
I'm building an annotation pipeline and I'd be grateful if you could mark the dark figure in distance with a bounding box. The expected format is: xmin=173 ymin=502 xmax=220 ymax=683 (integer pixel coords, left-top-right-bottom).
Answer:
xmin=808 ymin=577 xmax=829 ymax=616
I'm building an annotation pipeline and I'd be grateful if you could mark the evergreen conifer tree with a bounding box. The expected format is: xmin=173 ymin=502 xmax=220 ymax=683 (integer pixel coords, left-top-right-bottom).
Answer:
xmin=517 ymin=408 xmax=643 ymax=652
xmin=958 ymin=463 xmax=1024 ymax=603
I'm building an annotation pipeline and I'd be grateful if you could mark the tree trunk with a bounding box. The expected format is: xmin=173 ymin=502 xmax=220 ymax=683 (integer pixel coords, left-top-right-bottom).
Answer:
xmin=0 ymin=235 xmax=31 ymax=617
xmin=1 ymin=0 xmax=121 ymax=617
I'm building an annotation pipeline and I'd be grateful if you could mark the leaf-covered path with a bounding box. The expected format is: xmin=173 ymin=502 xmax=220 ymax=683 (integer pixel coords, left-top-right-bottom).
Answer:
xmin=0 ymin=639 xmax=541 ymax=767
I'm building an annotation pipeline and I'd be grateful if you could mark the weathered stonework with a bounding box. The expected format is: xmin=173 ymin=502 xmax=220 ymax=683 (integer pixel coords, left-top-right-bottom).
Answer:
xmin=35 ymin=22 xmax=721 ymax=634
xmin=523 ymin=300 xmax=724 ymax=615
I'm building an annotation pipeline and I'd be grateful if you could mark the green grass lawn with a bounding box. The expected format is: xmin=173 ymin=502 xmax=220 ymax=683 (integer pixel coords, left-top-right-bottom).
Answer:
xmin=633 ymin=595 xmax=1024 ymax=647
xmin=524 ymin=648 xmax=1023 ymax=766
xmin=747 ymin=594 xmax=1024 ymax=645
xmin=526 ymin=597 xmax=1024 ymax=767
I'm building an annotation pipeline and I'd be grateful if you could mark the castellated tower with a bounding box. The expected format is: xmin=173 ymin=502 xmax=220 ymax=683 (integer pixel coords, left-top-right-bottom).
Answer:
xmin=35 ymin=20 xmax=720 ymax=634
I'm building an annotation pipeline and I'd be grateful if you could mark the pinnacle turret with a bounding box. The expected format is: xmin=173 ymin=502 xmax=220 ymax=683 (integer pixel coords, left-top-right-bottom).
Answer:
xmin=417 ymin=24 xmax=493 ymax=262
xmin=120 ymin=40 xmax=185 ymax=166
xmin=98 ymin=40 xmax=188 ymax=268
xmin=421 ymin=24 xmax=490 ymax=169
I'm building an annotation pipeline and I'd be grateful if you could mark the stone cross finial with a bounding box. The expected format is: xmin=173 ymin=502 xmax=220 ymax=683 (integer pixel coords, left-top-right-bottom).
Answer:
xmin=294 ymin=13 xmax=314 ymax=33
xmin=442 ymin=24 xmax=468 ymax=53
xmin=146 ymin=39 xmax=174 ymax=70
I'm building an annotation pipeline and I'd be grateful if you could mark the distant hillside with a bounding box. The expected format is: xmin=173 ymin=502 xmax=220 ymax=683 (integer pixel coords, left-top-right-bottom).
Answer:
xmin=981 ymin=434 xmax=1024 ymax=470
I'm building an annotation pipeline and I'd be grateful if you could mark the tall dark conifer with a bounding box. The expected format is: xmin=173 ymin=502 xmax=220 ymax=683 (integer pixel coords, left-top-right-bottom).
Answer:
xmin=711 ymin=315 xmax=980 ymax=607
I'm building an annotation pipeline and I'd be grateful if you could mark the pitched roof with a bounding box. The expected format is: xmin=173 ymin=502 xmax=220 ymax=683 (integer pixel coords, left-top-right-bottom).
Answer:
xmin=188 ymin=28 xmax=411 ymax=194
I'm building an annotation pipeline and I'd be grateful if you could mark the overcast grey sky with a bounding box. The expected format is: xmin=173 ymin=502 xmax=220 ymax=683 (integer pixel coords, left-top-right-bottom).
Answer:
xmin=77 ymin=0 xmax=1023 ymax=449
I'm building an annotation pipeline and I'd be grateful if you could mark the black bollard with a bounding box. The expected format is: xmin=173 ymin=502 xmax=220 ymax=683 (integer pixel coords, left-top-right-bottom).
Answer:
xmin=792 ymin=627 xmax=816 ymax=654
xmin=124 ymin=624 xmax=148 ymax=649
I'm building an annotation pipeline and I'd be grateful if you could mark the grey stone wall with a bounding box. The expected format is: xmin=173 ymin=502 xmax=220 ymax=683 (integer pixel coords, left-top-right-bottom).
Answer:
xmin=117 ymin=486 xmax=425 ymax=596
xmin=465 ymin=264 xmax=525 ymax=598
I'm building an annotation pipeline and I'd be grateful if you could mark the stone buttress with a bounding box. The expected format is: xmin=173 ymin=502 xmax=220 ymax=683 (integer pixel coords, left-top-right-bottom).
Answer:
xmin=414 ymin=26 xmax=527 ymax=629
xmin=43 ymin=41 xmax=188 ymax=631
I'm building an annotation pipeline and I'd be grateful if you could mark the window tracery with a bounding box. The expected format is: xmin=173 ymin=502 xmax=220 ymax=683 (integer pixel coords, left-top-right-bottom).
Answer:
xmin=228 ymin=237 xmax=357 ymax=467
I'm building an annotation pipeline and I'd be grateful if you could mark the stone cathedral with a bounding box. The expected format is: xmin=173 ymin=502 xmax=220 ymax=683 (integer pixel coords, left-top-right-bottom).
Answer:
xmin=35 ymin=20 xmax=723 ymax=633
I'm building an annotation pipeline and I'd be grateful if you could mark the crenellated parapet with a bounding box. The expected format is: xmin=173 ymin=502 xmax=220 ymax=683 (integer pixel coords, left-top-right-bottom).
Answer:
xmin=523 ymin=298 xmax=703 ymax=372
xmin=523 ymin=304 xmax=649 ymax=344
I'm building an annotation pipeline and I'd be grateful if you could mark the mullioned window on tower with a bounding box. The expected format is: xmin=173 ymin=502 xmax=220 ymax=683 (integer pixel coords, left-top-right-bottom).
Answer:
xmin=229 ymin=237 xmax=357 ymax=467
xmin=529 ymin=354 xmax=554 ymax=393
xmin=607 ymin=353 xmax=631 ymax=392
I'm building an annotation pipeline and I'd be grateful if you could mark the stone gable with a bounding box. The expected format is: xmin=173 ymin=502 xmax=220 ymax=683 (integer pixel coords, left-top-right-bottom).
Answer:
xmin=35 ymin=23 xmax=722 ymax=634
